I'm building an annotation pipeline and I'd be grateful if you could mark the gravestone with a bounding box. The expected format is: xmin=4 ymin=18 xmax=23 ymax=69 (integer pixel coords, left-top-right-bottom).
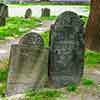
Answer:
xmin=0 ymin=3 xmax=8 ymax=26
xmin=48 ymin=11 xmax=84 ymax=88
xmin=41 ymin=8 xmax=50 ymax=17
xmin=6 ymin=32 xmax=48 ymax=96
xmin=24 ymin=8 xmax=32 ymax=19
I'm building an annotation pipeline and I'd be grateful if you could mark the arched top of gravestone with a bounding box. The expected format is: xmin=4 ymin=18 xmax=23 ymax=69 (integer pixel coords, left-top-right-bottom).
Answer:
xmin=19 ymin=32 xmax=44 ymax=48
xmin=0 ymin=3 xmax=8 ymax=17
xmin=54 ymin=11 xmax=83 ymax=33
xmin=25 ymin=8 xmax=32 ymax=18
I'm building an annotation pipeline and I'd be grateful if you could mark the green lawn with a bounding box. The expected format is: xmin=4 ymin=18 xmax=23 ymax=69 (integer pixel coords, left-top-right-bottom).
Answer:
xmin=0 ymin=16 xmax=56 ymax=40
xmin=0 ymin=17 xmax=40 ymax=39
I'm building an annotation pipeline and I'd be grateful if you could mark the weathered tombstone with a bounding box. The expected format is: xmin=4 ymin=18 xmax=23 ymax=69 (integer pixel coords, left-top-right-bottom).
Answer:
xmin=41 ymin=8 xmax=50 ymax=17
xmin=48 ymin=11 xmax=84 ymax=88
xmin=6 ymin=32 xmax=48 ymax=96
xmin=24 ymin=8 xmax=32 ymax=19
xmin=0 ymin=3 xmax=8 ymax=26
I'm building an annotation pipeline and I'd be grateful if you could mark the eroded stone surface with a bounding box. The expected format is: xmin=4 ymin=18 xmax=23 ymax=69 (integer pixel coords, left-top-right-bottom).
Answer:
xmin=48 ymin=11 xmax=84 ymax=88
xmin=19 ymin=32 xmax=44 ymax=47
xmin=0 ymin=3 xmax=8 ymax=26
xmin=6 ymin=32 xmax=48 ymax=96
xmin=24 ymin=8 xmax=32 ymax=19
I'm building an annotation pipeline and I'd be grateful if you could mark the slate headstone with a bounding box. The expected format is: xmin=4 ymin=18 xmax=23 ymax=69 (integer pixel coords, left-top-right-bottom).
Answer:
xmin=24 ymin=8 xmax=32 ymax=19
xmin=6 ymin=32 xmax=48 ymax=96
xmin=0 ymin=3 xmax=8 ymax=26
xmin=41 ymin=8 xmax=50 ymax=17
xmin=48 ymin=11 xmax=84 ymax=88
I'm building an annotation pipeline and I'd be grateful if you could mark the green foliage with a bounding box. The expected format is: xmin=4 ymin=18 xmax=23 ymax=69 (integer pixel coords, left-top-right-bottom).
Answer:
xmin=40 ymin=16 xmax=56 ymax=21
xmin=80 ymin=16 xmax=88 ymax=27
xmin=0 ymin=17 xmax=41 ymax=39
xmin=0 ymin=16 xmax=56 ymax=40
xmin=85 ymin=50 xmax=100 ymax=66
xmin=0 ymin=63 xmax=8 ymax=97
xmin=41 ymin=30 xmax=50 ymax=48
xmin=0 ymin=82 xmax=6 ymax=97
xmin=81 ymin=77 xmax=94 ymax=86
xmin=25 ymin=89 xmax=63 ymax=100
xmin=0 ymin=67 xmax=8 ymax=82
xmin=66 ymin=83 xmax=78 ymax=92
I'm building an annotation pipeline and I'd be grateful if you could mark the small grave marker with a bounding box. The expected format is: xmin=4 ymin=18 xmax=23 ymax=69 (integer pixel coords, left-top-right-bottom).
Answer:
xmin=0 ymin=3 xmax=8 ymax=26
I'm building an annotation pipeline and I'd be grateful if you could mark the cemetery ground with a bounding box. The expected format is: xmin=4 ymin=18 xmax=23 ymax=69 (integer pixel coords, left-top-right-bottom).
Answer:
xmin=0 ymin=4 xmax=99 ymax=100
xmin=0 ymin=15 xmax=100 ymax=100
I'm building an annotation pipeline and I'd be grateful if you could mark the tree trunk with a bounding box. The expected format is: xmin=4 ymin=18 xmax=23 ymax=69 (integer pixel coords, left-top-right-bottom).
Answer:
xmin=85 ymin=0 xmax=100 ymax=51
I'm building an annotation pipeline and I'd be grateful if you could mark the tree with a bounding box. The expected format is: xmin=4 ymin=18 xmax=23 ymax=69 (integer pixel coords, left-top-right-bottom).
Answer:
xmin=85 ymin=0 xmax=100 ymax=51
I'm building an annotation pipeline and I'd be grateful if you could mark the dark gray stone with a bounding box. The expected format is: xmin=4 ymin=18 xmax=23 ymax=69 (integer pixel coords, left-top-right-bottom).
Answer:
xmin=48 ymin=11 xmax=84 ymax=88
xmin=6 ymin=32 xmax=48 ymax=96
xmin=41 ymin=8 xmax=50 ymax=17
xmin=19 ymin=32 xmax=44 ymax=48
xmin=0 ymin=3 xmax=8 ymax=17
xmin=0 ymin=3 xmax=8 ymax=26
xmin=24 ymin=8 xmax=32 ymax=19
xmin=0 ymin=17 xmax=6 ymax=26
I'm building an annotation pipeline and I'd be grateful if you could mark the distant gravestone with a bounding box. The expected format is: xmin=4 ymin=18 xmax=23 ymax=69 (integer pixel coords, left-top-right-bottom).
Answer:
xmin=6 ymin=32 xmax=48 ymax=96
xmin=24 ymin=8 xmax=32 ymax=19
xmin=0 ymin=3 xmax=8 ymax=26
xmin=48 ymin=11 xmax=84 ymax=88
xmin=41 ymin=8 xmax=50 ymax=17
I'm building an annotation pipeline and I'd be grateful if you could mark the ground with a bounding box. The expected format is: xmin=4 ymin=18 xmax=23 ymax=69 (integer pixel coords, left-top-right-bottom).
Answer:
xmin=0 ymin=4 xmax=100 ymax=100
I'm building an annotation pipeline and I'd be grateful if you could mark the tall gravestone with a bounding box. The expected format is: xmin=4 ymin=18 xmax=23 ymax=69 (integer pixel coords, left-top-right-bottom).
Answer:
xmin=48 ymin=11 xmax=84 ymax=88
xmin=6 ymin=32 xmax=48 ymax=96
xmin=0 ymin=3 xmax=8 ymax=26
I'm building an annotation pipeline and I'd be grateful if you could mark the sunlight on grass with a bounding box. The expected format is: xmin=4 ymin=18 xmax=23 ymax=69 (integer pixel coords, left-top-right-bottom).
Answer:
xmin=85 ymin=50 xmax=100 ymax=66
xmin=0 ymin=16 xmax=56 ymax=40
xmin=0 ymin=17 xmax=41 ymax=39
xmin=25 ymin=89 xmax=63 ymax=100
xmin=41 ymin=30 xmax=50 ymax=48
xmin=66 ymin=83 xmax=78 ymax=93
xmin=81 ymin=77 xmax=94 ymax=87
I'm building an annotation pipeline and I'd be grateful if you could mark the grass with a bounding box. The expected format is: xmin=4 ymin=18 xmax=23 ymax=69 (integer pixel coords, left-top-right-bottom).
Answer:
xmin=0 ymin=16 xmax=56 ymax=40
xmin=81 ymin=77 xmax=94 ymax=87
xmin=40 ymin=16 xmax=56 ymax=21
xmin=0 ymin=17 xmax=40 ymax=39
xmin=66 ymin=83 xmax=78 ymax=92
xmin=85 ymin=50 xmax=100 ymax=67
xmin=41 ymin=30 xmax=50 ymax=48
xmin=0 ymin=63 xmax=8 ymax=97
xmin=81 ymin=16 xmax=88 ymax=27
xmin=23 ymin=89 xmax=63 ymax=100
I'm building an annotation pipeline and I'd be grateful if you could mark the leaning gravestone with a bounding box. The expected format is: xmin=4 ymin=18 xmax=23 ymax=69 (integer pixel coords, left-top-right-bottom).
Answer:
xmin=6 ymin=32 xmax=48 ymax=96
xmin=41 ymin=8 xmax=50 ymax=17
xmin=48 ymin=11 xmax=84 ymax=88
xmin=0 ymin=3 xmax=8 ymax=26
xmin=24 ymin=8 xmax=32 ymax=19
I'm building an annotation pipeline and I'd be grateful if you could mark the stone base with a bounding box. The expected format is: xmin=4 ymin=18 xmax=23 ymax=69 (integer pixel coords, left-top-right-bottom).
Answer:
xmin=6 ymin=44 xmax=48 ymax=96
